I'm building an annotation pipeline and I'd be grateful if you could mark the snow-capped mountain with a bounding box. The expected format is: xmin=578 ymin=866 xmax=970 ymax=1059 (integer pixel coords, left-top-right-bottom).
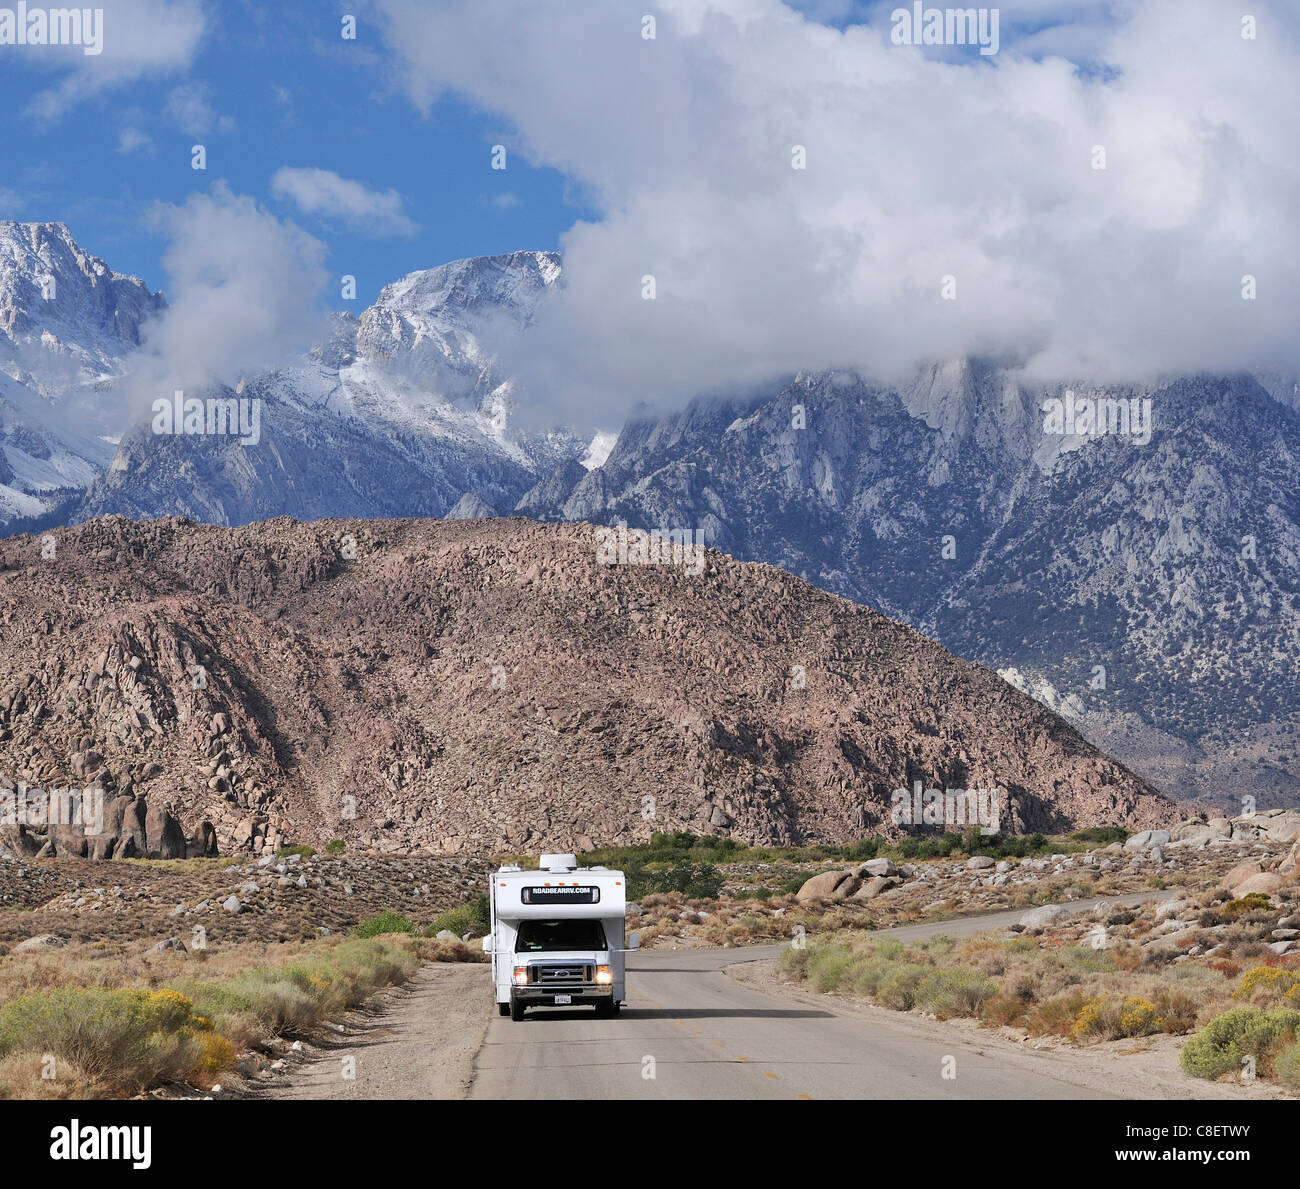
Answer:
xmin=0 ymin=226 xmax=588 ymax=529
xmin=4 ymin=223 xmax=1299 ymax=810
xmin=75 ymin=248 xmax=587 ymax=525
xmin=0 ymin=221 xmax=164 ymax=526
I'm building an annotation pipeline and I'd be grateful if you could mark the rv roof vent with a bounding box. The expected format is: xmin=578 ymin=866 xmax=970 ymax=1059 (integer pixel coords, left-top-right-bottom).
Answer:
xmin=499 ymin=865 xmax=521 ymax=873
xmin=540 ymin=853 xmax=578 ymax=871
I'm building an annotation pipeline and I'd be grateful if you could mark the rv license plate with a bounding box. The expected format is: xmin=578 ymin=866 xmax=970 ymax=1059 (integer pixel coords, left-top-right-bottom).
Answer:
xmin=553 ymin=994 xmax=572 ymax=1005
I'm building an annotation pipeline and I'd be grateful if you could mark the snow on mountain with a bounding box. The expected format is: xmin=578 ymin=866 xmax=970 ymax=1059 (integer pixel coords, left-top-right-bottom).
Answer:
xmin=0 ymin=221 xmax=165 ymax=526
xmin=73 ymin=246 xmax=582 ymax=525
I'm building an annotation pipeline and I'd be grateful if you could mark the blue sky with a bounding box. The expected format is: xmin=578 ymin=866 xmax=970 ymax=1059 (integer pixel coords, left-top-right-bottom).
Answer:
xmin=1 ymin=0 xmax=1294 ymax=416
xmin=0 ymin=0 xmax=596 ymax=306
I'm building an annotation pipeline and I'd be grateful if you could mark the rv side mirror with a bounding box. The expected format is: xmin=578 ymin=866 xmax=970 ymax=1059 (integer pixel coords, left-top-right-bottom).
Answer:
xmin=481 ymin=936 xmax=493 ymax=953
xmin=627 ymin=932 xmax=640 ymax=950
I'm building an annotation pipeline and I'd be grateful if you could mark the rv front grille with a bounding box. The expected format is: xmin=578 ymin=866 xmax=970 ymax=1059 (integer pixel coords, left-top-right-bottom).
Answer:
xmin=532 ymin=963 xmax=594 ymax=986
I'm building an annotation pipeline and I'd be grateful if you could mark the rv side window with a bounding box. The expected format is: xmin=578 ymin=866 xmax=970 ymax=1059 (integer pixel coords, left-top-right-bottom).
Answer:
xmin=515 ymin=919 xmax=609 ymax=952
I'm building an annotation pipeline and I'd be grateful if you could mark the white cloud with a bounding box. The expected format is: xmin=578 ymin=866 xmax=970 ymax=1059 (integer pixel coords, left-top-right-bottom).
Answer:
xmin=270 ymin=167 xmax=418 ymax=238
xmin=125 ymin=185 xmax=331 ymax=409
xmin=371 ymin=0 xmax=1300 ymax=426
xmin=25 ymin=0 xmax=207 ymax=120
xmin=117 ymin=126 xmax=153 ymax=154
xmin=165 ymin=83 xmax=235 ymax=136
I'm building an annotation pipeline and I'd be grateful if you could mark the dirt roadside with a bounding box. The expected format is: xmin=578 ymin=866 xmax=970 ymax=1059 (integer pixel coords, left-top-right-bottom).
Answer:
xmin=257 ymin=963 xmax=489 ymax=1101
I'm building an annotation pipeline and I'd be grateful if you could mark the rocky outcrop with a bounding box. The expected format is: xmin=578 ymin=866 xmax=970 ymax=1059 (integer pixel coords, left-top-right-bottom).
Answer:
xmin=0 ymin=791 xmax=214 ymax=861
xmin=0 ymin=515 xmax=1174 ymax=855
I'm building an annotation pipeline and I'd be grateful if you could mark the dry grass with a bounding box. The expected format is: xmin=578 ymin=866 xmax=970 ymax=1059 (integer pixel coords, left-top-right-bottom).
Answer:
xmin=0 ymin=931 xmax=466 ymax=1099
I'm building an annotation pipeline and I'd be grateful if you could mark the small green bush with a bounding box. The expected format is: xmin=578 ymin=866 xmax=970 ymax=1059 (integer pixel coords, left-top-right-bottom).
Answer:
xmin=877 ymin=963 xmax=930 ymax=1011
xmin=916 ymin=968 xmax=998 ymax=1018
xmin=353 ymin=910 xmax=417 ymax=938
xmin=1220 ymin=893 xmax=1274 ymax=920
xmin=1179 ymin=1007 xmax=1300 ymax=1080
xmin=1276 ymin=1041 xmax=1300 ymax=1092
xmin=324 ymin=839 xmax=346 ymax=856
xmin=277 ymin=845 xmax=316 ymax=859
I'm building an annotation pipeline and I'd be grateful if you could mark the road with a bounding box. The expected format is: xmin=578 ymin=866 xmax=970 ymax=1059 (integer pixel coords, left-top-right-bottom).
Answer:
xmin=468 ymin=892 xmax=1168 ymax=1100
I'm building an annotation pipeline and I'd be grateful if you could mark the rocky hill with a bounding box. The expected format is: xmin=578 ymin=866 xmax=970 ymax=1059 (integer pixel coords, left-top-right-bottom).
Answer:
xmin=0 ymin=515 xmax=1174 ymax=857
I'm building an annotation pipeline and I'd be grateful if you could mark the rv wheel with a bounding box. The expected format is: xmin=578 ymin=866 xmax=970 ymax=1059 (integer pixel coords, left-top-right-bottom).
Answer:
xmin=498 ymin=1003 xmax=510 ymax=1016
xmin=510 ymin=997 xmax=526 ymax=1022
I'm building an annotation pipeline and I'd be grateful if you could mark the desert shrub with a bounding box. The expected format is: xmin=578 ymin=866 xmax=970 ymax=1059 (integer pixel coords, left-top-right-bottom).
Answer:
xmin=916 ymin=968 xmax=997 ymax=1018
xmin=1233 ymin=966 xmax=1300 ymax=1005
xmin=1221 ymin=894 xmax=1274 ymax=920
xmin=805 ymin=947 xmax=858 ymax=993
xmin=1069 ymin=827 xmax=1128 ymax=846
xmin=1150 ymin=989 xmax=1201 ymax=1035
xmin=427 ymin=895 xmax=490 ymax=939
xmin=1028 ymin=991 xmax=1090 ymax=1038
xmin=0 ymin=987 xmax=200 ymax=1094
xmin=324 ymin=839 xmax=346 ymax=856
xmin=982 ymin=994 xmax=1030 ymax=1028
xmin=353 ymin=910 xmax=416 ymax=938
xmin=1179 ymin=1007 xmax=1300 ymax=1080
xmin=277 ymin=845 xmax=316 ymax=859
xmin=877 ymin=963 xmax=929 ymax=1011
xmin=1277 ymin=1041 xmax=1300 ymax=1091
xmin=779 ymin=942 xmax=817 ymax=980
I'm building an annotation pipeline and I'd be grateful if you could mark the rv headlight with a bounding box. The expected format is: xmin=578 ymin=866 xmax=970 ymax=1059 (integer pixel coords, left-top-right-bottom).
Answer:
xmin=595 ymin=965 xmax=613 ymax=985
xmin=512 ymin=966 xmax=529 ymax=986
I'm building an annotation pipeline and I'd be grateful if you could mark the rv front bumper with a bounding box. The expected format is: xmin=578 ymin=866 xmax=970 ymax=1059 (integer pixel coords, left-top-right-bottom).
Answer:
xmin=513 ymin=985 xmax=614 ymax=1006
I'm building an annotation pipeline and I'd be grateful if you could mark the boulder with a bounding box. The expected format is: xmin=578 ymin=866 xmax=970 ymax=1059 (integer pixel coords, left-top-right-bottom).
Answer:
xmin=967 ymin=855 xmax=996 ymax=870
xmin=1233 ymin=873 xmax=1285 ymax=898
xmin=118 ymin=797 xmax=149 ymax=856
xmin=14 ymin=934 xmax=68 ymax=953
xmin=1154 ymin=898 xmax=1188 ymax=922
xmin=1018 ymin=904 xmax=1071 ymax=930
xmin=795 ymin=869 xmax=861 ymax=903
xmin=850 ymin=876 xmax=903 ymax=900
xmin=187 ymin=820 xmax=219 ymax=858
xmin=150 ymin=938 xmax=188 ymax=953
xmin=145 ymin=800 xmax=187 ymax=859
xmin=1258 ymin=811 xmax=1300 ymax=844
xmin=1224 ymin=860 xmax=1263 ymax=890
xmin=222 ymin=895 xmax=242 ymax=914
xmin=1125 ymin=829 xmax=1172 ymax=850
xmin=858 ymin=858 xmax=898 ymax=878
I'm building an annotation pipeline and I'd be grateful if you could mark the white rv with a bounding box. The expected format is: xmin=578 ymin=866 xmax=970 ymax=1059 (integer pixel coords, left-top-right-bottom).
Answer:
xmin=483 ymin=854 xmax=639 ymax=1021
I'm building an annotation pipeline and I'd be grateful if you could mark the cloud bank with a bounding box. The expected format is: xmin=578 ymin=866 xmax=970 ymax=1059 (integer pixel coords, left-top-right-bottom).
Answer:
xmin=372 ymin=0 xmax=1300 ymax=424
xmin=125 ymin=185 xmax=330 ymax=411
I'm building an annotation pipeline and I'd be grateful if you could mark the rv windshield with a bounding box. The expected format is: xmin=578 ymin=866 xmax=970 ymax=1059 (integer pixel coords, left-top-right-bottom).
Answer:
xmin=515 ymin=919 xmax=609 ymax=953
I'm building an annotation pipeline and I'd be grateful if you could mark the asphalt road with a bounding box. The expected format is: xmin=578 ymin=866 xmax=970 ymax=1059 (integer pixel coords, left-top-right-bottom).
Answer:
xmin=468 ymin=892 xmax=1167 ymax=1100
